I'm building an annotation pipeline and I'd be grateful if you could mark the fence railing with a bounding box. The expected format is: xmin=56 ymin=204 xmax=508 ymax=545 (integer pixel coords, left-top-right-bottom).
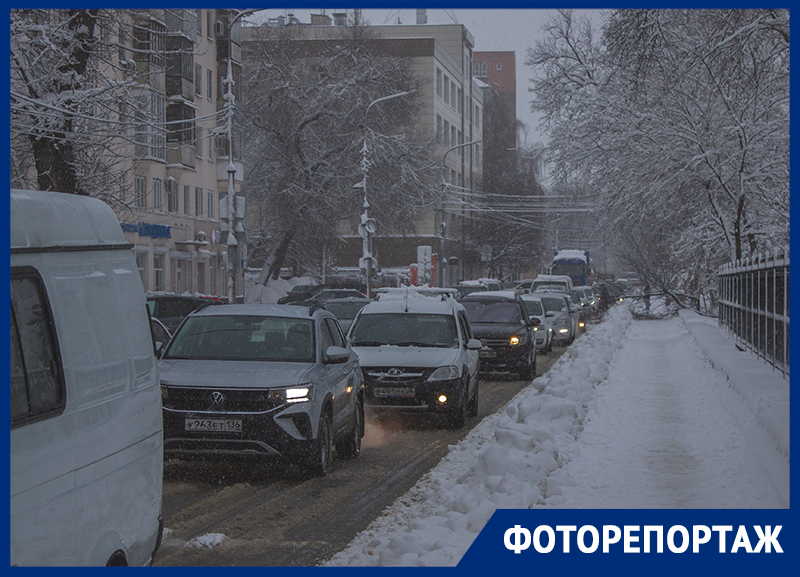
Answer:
xmin=718 ymin=247 xmax=789 ymax=378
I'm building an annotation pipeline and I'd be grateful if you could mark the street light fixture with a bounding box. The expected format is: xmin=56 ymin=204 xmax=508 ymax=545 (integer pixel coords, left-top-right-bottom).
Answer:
xmin=358 ymin=89 xmax=415 ymax=297
xmin=439 ymin=139 xmax=481 ymax=287
xmin=221 ymin=9 xmax=256 ymax=303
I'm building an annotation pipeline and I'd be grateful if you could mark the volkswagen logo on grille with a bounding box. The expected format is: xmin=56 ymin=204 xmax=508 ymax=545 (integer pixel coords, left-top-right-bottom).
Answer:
xmin=387 ymin=368 xmax=404 ymax=376
xmin=208 ymin=391 xmax=225 ymax=407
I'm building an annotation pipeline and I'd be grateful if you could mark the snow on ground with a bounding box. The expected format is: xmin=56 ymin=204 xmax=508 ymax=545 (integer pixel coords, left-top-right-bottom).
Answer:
xmin=325 ymin=302 xmax=790 ymax=567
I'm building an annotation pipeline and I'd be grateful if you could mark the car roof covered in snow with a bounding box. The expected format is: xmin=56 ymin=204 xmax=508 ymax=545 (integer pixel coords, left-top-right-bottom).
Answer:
xmin=361 ymin=287 xmax=462 ymax=315
xmin=11 ymin=189 xmax=127 ymax=251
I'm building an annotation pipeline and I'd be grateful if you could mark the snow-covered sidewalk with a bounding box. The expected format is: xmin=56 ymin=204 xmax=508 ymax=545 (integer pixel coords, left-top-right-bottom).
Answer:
xmin=324 ymin=305 xmax=790 ymax=567
xmin=543 ymin=312 xmax=787 ymax=508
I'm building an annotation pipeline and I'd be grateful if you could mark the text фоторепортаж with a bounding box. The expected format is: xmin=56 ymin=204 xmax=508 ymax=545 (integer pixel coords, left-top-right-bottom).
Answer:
xmin=504 ymin=525 xmax=783 ymax=554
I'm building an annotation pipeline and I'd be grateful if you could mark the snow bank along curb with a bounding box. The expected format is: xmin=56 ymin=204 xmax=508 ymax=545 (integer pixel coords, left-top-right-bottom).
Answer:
xmin=678 ymin=309 xmax=790 ymax=462
xmin=325 ymin=304 xmax=634 ymax=567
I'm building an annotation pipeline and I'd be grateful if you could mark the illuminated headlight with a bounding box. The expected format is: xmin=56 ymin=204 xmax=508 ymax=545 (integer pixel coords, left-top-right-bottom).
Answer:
xmin=558 ymin=328 xmax=569 ymax=334
xmin=579 ymin=321 xmax=585 ymax=328
xmin=509 ymin=336 xmax=520 ymax=345
xmin=268 ymin=385 xmax=313 ymax=404
xmin=428 ymin=366 xmax=459 ymax=381
xmin=532 ymin=326 xmax=539 ymax=332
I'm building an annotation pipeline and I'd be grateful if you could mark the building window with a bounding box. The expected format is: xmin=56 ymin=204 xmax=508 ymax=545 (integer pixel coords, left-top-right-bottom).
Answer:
xmin=152 ymin=178 xmax=162 ymax=211
xmin=195 ymin=126 xmax=204 ymax=158
xmin=436 ymin=115 xmax=443 ymax=144
xmin=451 ymin=126 xmax=456 ymax=151
xmin=444 ymin=120 xmax=450 ymax=148
xmin=183 ymin=184 xmax=191 ymax=215
xmin=167 ymin=101 xmax=195 ymax=147
xmin=172 ymin=257 xmax=193 ymax=293
xmin=135 ymin=252 xmax=148 ymax=289
xmin=196 ymin=9 xmax=202 ymax=35
xmin=208 ymin=190 xmax=215 ymax=219
xmin=153 ymin=253 xmax=165 ymax=291
xmin=207 ymin=10 xmax=213 ymax=39
xmin=496 ymin=62 xmax=502 ymax=71
xmin=195 ymin=187 xmax=203 ymax=217
xmin=457 ymin=131 xmax=463 ymax=156
xmin=166 ymin=180 xmax=176 ymax=213
xmin=457 ymin=87 xmax=463 ymax=115
xmin=444 ymin=76 xmax=449 ymax=106
xmin=475 ymin=106 xmax=481 ymax=130
xmin=195 ymin=64 xmax=202 ymax=96
xmin=207 ymin=69 xmax=213 ymax=101
xmin=481 ymin=62 xmax=488 ymax=76
xmin=135 ymin=175 xmax=146 ymax=207
xmin=207 ymin=127 xmax=214 ymax=159
xmin=10 ymin=271 xmax=65 ymax=425
xmin=436 ymin=68 xmax=442 ymax=98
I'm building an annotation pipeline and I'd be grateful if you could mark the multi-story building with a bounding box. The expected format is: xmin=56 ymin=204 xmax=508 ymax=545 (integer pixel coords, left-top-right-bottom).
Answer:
xmin=243 ymin=12 xmax=485 ymax=285
xmin=473 ymin=51 xmax=517 ymax=175
xmin=113 ymin=9 xmax=246 ymax=300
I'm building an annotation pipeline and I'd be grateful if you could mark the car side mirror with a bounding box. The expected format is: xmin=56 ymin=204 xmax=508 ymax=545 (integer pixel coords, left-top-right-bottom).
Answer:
xmin=325 ymin=345 xmax=350 ymax=364
xmin=466 ymin=338 xmax=483 ymax=350
xmin=529 ymin=317 xmax=541 ymax=327
xmin=546 ymin=311 xmax=556 ymax=317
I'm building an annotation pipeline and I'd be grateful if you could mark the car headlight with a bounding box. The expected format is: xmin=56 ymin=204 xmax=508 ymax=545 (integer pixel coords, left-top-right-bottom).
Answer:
xmin=558 ymin=328 xmax=570 ymax=334
xmin=268 ymin=384 xmax=313 ymax=404
xmin=428 ymin=366 xmax=459 ymax=381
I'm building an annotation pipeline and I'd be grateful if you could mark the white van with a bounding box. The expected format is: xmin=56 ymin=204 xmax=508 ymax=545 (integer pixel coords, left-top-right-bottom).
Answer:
xmin=530 ymin=274 xmax=574 ymax=293
xmin=10 ymin=190 xmax=163 ymax=566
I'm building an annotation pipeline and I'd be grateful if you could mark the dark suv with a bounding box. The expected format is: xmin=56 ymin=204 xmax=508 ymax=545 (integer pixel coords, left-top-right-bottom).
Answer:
xmin=146 ymin=293 xmax=220 ymax=333
xmin=459 ymin=291 xmax=538 ymax=380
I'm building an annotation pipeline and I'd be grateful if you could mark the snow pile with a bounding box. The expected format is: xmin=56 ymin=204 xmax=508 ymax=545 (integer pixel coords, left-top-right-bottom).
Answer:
xmin=325 ymin=304 xmax=633 ymax=567
xmin=184 ymin=533 xmax=227 ymax=549
xmin=244 ymin=275 xmax=315 ymax=304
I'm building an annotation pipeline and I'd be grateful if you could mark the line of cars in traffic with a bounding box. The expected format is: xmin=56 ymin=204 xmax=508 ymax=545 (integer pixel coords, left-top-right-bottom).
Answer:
xmin=147 ymin=277 xmax=601 ymax=481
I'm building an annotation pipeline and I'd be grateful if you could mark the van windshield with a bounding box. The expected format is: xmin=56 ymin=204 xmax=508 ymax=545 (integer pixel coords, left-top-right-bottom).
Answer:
xmin=522 ymin=299 xmax=544 ymax=316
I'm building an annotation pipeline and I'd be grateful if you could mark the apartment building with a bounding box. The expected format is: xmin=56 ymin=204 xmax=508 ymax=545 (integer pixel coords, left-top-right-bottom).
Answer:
xmin=243 ymin=13 xmax=485 ymax=284
xmin=113 ymin=9 xmax=246 ymax=300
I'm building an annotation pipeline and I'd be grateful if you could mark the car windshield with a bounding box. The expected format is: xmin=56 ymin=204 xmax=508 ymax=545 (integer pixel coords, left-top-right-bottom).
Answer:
xmin=540 ymin=297 xmax=567 ymax=312
xmin=163 ymin=315 xmax=315 ymax=362
xmin=461 ymin=301 xmax=522 ymax=323
xmin=324 ymin=302 xmax=368 ymax=320
xmin=522 ymin=299 xmax=544 ymax=316
xmin=349 ymin=313 xmax=457 ymax=347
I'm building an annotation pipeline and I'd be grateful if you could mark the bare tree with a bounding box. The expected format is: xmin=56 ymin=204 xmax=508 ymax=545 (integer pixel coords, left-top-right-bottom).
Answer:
xmin=242 ymin=24 xmax=438 ymax=283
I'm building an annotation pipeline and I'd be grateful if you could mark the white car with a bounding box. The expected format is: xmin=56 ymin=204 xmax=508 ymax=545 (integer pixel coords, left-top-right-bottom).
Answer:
xmin=348 ymin=287 xmax=482 ymax=428
xmin=519 ymin=294 xmax=554 ymax=352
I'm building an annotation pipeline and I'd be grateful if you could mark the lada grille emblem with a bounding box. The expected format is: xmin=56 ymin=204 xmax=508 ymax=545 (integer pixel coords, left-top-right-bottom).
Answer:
xmin=387 ymin=368 xmax=404 ymax=376
xmin=209 ymin=391 xmax=225 ymax=407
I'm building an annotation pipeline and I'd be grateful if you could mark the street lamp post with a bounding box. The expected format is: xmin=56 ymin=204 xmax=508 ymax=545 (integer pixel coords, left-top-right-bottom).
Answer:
xmin=440 ymin=139 xmax=481 ymax=287
xmin=358 ymin=90 xmax=415 ymax=297
xmin=221 ymin=9 xmax=256 ymax=303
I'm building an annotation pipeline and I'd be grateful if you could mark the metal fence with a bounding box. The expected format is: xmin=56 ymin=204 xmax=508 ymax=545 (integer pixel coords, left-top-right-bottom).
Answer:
xmin=718 ymin=248 xmax=789 ymax=378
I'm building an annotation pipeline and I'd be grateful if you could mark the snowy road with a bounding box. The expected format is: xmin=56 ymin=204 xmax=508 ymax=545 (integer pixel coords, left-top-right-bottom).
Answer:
xmin=544 ymin=317 xmax=785 ymax=508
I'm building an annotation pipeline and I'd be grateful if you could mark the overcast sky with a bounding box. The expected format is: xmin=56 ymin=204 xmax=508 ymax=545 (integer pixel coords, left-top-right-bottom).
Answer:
xmin=250 ymin=8 xmax=608 ymax=146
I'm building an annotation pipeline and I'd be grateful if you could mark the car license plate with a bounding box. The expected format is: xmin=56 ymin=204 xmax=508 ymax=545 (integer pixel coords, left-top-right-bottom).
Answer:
xmin=479 ymin=350 xmax=496 ymax=358
xmin=374 ymin=387 xmax=415 ymax=398
xmin=185 ymin=418 xmax=242 ymax=432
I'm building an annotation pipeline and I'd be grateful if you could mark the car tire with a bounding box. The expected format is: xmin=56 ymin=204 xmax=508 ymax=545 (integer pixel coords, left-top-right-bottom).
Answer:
xmin=467 ymin=377 xmax=479 ymax=418
xmin=447 ymin=386 xmax=468 ymax=429
xmin=337 ymin=400 xmax=363 ymax=459
xmin=518 ymin=351 xmax=535 ymax=381
xmin=305 ymin=412 xmax=333 ymax=477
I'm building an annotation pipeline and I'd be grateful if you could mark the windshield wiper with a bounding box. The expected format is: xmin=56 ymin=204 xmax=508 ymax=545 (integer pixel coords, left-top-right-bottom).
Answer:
xmin=350 ymin=341 xmax=387 ymax=347
xmin=393 ymin=341 xmax=433 ymax=347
